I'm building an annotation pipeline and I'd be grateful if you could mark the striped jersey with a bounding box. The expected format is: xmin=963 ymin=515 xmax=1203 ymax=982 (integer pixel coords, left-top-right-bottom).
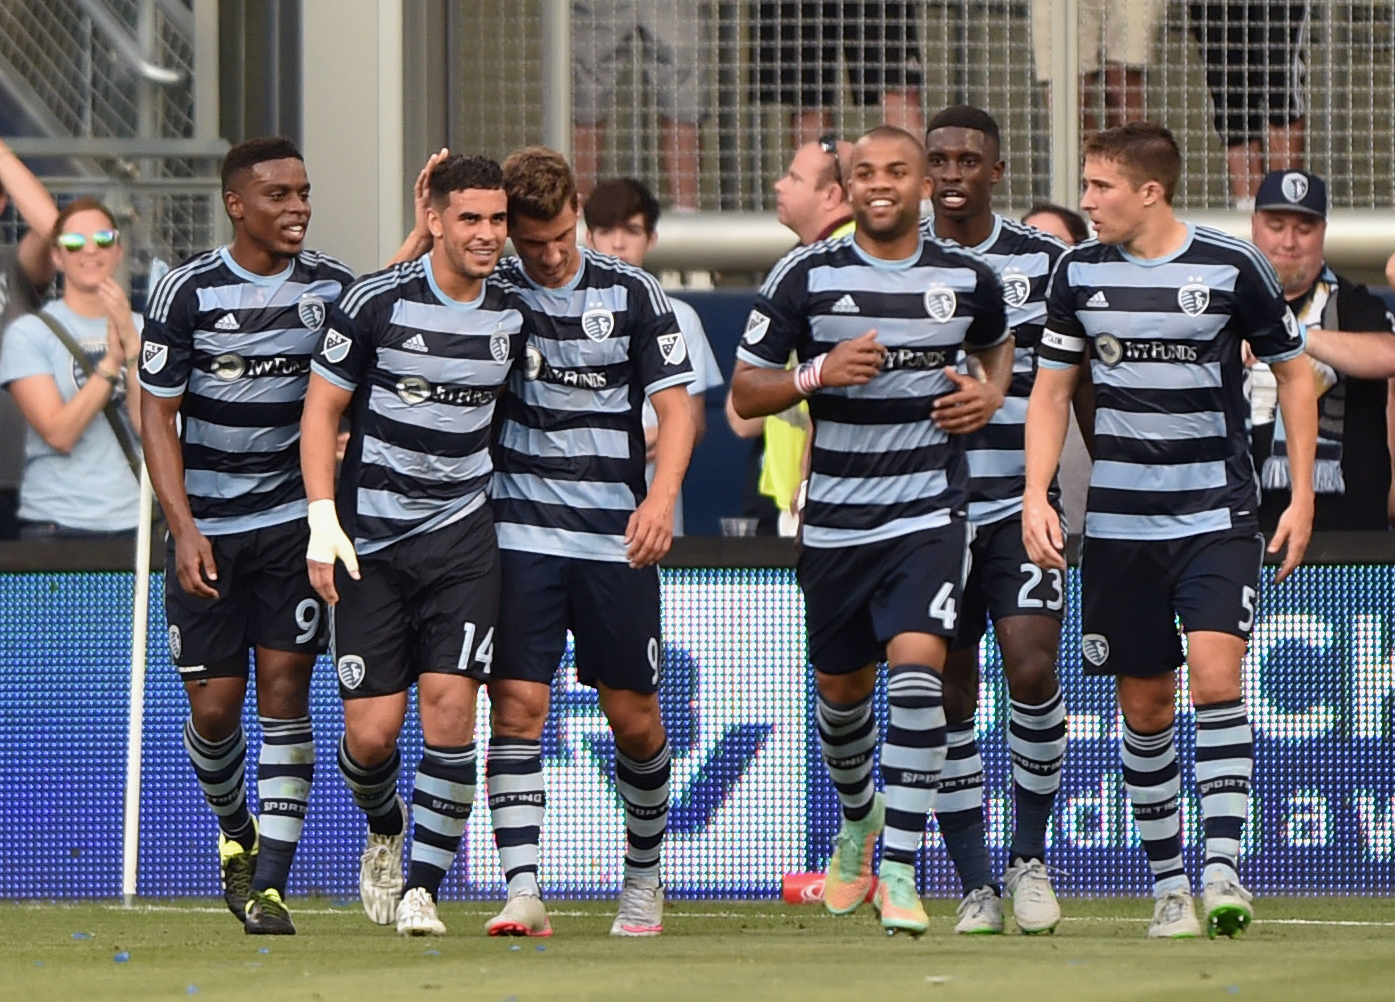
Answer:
xmin=311 ymin=256 xmax=526 ymax=554
xmin=491 ymin=249 xmax=695 ymax=562
xmin=738 ymin=232 xmax=1010 ymax=548
xmin=1037 ymin=223 xmax=1304 ymax=541
xmin=925 ymin=214 xmax=1067 ymax=524
xmin=140 ymin=246 xmax=354 ymax=536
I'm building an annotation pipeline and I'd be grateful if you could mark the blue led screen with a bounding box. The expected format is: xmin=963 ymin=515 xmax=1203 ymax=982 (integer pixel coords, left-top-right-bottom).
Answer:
xmin=1 ymin=566 xmax=1392 ymax=899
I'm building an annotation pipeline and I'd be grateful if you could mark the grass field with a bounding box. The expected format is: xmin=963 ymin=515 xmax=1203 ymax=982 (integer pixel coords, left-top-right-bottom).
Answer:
xmin=6 ymin=896 xmax=1394 ymax=1002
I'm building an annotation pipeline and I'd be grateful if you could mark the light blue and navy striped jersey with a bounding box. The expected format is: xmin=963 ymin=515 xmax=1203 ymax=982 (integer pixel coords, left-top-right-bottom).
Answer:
xmin=491 ymin=249 xmax=695 ymax=562
xmin=737 ymin=232 xmax=1010 ymax=548
xmin=140 ymin=246 xmax=353 ymax=536
xmin=1037 ymin=223 xmax=1304 ymax=541
xmin=924 ymin=214 xmax=1068 ymax=525
xmin=311 ymin=256 xmax=526 ymax=554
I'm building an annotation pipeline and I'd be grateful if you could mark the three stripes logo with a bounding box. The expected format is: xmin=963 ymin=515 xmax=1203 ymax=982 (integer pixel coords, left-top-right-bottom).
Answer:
xmin=830 ymin=294 xmax=859 ymax=314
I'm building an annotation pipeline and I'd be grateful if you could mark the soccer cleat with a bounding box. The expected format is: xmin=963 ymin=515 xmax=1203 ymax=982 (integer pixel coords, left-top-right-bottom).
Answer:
xmin=822 ymin=792 xmax=885 ymax=915
xmin=1003 ymin=858 xmax=1061 ymax=935
xmin=484 ymin=891 xmax=553 ymax=938
xmin=954 ymin=886 xmax=1005 ymax=935
xmin=396 ymin=886 xmax=447 ymax=937
xmin=1147 ymin=889 xmax=1202 ymax=939
xmin=611 ymin=878 xmax=664 ymax=937
xmin=244 ymin=888 xmax=295 ymax=935
xmin=1202 ymin=878 xmax=1254 ymax=939
xmin=218 ymin=820 xmax=259 ymax=921
xmin=359 ymin=796 xmax=407 ymax=925
xmin=872 ymin=860 xmax=929 ymax=937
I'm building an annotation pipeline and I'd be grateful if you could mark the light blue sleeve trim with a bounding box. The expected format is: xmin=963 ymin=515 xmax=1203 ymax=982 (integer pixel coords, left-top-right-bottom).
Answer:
xmin=310 ymin=361 xmax=357 ymax=392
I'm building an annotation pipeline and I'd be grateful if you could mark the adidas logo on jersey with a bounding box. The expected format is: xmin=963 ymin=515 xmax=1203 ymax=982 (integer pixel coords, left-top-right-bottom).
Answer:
xmin=831 ymin=294 xmax=859 ymax=314
xmin=1086 ymin=291 xmax=1109 ymax=308
xmin=402 ymin=333 xmax=429 ymax=353
xmin=214 ymin=312 xmax=239 ymax=331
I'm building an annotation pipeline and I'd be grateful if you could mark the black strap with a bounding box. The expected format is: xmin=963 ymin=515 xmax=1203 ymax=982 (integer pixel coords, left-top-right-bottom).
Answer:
xmin=32 ymin=311 xmax=142 ymax=483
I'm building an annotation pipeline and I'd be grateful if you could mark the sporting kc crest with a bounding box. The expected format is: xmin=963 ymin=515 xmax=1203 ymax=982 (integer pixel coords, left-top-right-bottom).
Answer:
xmin=1281 ymin=172 xmax=1309 ymax=203
xmin=298 ymin=294 xmax=327 ymax=330
xmin=1178 ymin=281 xmax=1210 ymax=317
xmin=1002 ymin=272 xmax=1030 ymax=310
xmin=490 ymin=331 xmax=511 ymax=363
xmin=924 ymin=286 xmax=957 ymax=322
xmin=581 ymin=308 xmax=615 ymax=342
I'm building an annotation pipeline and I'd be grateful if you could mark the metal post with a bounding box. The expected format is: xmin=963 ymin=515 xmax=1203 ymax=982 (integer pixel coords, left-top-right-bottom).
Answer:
xmin=191 ymin=0 xmax=219 ymax=141
xmin=541 ymin=0 xmax=572 ymax=158
xmin=122 ymin=463 xmax=155 ymax=907
xmin=1049 ymin=0 xmax=1080 ymax=209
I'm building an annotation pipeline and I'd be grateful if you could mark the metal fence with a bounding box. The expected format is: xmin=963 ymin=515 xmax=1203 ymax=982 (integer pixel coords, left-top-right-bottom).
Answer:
xmin=444 ymin=1 xmax=1395 ymax=214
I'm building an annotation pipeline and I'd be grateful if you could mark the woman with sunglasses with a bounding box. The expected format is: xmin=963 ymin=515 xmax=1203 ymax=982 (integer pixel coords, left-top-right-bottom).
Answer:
xmin=0 ymin=197 xmax=143 ymax=539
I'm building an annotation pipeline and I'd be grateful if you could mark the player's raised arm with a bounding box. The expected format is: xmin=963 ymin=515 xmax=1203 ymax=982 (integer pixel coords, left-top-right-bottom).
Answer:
xmin=1266 ymin=355 xmax=1317 ymax=582
xmin=1022 ymin=363 xmax=1079 ymax=571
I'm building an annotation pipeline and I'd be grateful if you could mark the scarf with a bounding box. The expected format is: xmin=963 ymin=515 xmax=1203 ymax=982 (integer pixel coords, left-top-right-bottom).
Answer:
xmin=1262 ymin=267 xmax=1346 ymax=494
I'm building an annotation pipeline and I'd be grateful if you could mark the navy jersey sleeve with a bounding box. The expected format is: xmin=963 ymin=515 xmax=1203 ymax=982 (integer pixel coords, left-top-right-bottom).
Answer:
xmin=736 ymin=249 xmax=811 ymax=369
xmin=1012 ymin=241 xmax=1065 ymax=352
xmin=312 ymin=282 xmax=380 ymax=392
xmin=1338 ymin=281 xmax=1395 ymax=335
xmin=963 ymin=263 xmax=1010 ymax=351
xmin=1036 ymin=250 xmax=1088 ymax=368
xmin=630 ymin=275 xmax=695 ymax=396
xmin=138 ymin=267 xmax=198 ymax=397
xmin=1235 ymin=251 xmax=1304 ymax=363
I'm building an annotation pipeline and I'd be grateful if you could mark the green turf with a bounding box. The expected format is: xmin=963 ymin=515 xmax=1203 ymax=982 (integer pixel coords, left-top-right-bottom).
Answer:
xmin=5 ymin=897 xmax=1393 ymax=1002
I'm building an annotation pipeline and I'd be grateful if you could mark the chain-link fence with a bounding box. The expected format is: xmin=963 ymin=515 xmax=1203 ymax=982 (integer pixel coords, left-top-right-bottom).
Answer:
xmin=445 ymin=1 xmax=1395 ymax=213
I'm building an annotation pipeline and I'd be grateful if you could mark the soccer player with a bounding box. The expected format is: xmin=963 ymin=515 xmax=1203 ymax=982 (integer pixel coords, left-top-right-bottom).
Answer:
xmin=483 ymin=147 xmax=695 ymax=938
xmin=300 ymin=154 xmax=524 ymax=937
xmin=1024 ymin=122 xmax=1316 ymax=939
xmin=140 ymin=137 xmax=354 ymax=934
xmin=731 ymin=126 xmax=1014 ymax=936
xmin=923 ymin=105 xmax=1070 ymax=935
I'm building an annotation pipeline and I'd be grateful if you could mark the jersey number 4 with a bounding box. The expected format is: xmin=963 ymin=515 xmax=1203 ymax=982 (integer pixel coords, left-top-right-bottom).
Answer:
xmin=929 ymin=583 xmax=958 ymax=631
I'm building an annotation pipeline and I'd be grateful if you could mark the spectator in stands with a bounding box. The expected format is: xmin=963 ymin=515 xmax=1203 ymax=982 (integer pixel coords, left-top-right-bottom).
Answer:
xmin=1031 ymin=0 xmax=1167 ymax=131
xmin=1249 ymin=170 xmax=1395 ymax=531
xmin=572 ymin=1 xmax=707 ymax=210
xmin=1022 ymin=202 xmax=1090 ymax=246
xmin=752 ymin=3 xmax=925 ymax=148
xmin=0 ymin=135 xmax=60 ymax=538
xmin=1189 ymin=3 xmax=1309 ymax=208
xmin=725 ymin=136 xmax=853 ymax=535
xmin=583 ymin=177 xmax=723 ymax=533
xmin=0 ymin=198 xmax=142 ymax=539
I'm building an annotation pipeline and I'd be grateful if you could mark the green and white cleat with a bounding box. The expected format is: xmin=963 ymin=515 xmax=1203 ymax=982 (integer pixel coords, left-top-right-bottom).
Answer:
xmin=396 ymin=886 xmax=447 ymax=937
xmin=1003 ymin=858 xmax=1060 ymax=935
xmin=218 ymin=819 xmax=258 ymax=922
xmin=954 ymin=885 xmax=1005 ymax=935
xmin=823 ymin=793 xmax=885 ymax=915
xmin=1147 ymin=889 xmax=1202 ymax=939
xmin=1202 ymin=878 xmax=1254 ymax=939
xmin=872 ymin=860 xmax=929 ymax=937
xmin=359 ymin=795 xmax=407 ymax=925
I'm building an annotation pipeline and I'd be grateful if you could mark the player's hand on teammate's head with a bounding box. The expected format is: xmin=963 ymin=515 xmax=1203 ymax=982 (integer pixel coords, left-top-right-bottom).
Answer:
xmin=932 ymin=365 xmax=1005 ymax=435
xmin=1021 ymin=492 xmax=1066 ymax=572
xmin=1268 ymin=499 xmax=1314 ymax=583
xmin=820 ymin=329 xmax=886 ymax=387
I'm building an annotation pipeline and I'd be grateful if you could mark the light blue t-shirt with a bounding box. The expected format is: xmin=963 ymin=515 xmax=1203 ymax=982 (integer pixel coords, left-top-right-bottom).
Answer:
xmin=0 ymin=301 xmax=143 ymax=531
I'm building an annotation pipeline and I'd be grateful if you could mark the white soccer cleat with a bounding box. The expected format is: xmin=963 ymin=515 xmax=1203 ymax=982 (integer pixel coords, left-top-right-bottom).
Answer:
xmin=396 ymin=886 xmax=447 ymax=937
xmin=1147 ymin=888 xmax=1202 ymax=939
xmin=1202 ymin=878 xmax=1254 ymax=939
xmin=359 ymin=795 xmax=407 ymax=925
xmin=1003 ymin=858 xmax=1061 ymax=934
xmin=484 ymin=892 xmax=553 ymax=938
xmin=954 ymin=885 xmax=1005 ymax=935
xmin=611 ymin=878 xmax=664 ymax=937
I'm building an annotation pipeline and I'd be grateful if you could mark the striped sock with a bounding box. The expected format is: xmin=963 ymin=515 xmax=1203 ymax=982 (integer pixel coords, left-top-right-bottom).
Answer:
xmin=815 ymin=692 xmax=878 ymax=824
xmin=1008 ymin=688 xmax=1067 ymax=863
xmin=405 ymin=743 xmax=476 ymax=899
xmin=252 ymin=716 xmax=315 ymax=895
xmin=338 ymin=734 xmax=404 ymax=836
xmin=183 ymin=718 xmax=254 ymax=849
xmin=616 ymin=742 xmax=670 ymax=884
xmin=936 ymin=721 xmax=993 ymax=894
xmin=881 ymin=664 xmax=947 ymax=868
xmin=487 ymin=737 xmax=544 ymax=898
xmin=1122 ymin=720 xmax=1187 ymax=896
xmin=1195 ymin=699 xmax=1253 ymax=887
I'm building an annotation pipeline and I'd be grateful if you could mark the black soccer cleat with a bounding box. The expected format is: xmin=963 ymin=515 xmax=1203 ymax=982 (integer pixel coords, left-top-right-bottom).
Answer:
xmin=218 ymin=823 xmax=259 ymax=921
xmin=244 ymin=889 xmax=296 ymax=935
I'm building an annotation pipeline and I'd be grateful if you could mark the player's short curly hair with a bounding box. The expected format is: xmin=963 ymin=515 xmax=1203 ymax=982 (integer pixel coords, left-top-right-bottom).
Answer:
xmin=428 ymin=154 xmax=504 ymax=205
xmin=1083 ymin=122 xmax=1182 ymax=204
xmin=221 ymin=136 xmax=303 ymax=193
xmin=501 ymin=146 xmax=577 ymax=222
xmin=925 ymin=105 xmax=1001 ymax=154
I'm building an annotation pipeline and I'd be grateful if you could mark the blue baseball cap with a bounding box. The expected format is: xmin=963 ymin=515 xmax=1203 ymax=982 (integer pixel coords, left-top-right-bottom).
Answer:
xmin=1254 ymin=170 xmax=1327 ymax=219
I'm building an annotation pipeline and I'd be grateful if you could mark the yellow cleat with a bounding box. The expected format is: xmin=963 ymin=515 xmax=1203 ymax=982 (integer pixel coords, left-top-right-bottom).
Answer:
xmin=823 ymin=793 xmax=885 ymax=915
xmin=873 ymin=860 xmax=929 ymax=937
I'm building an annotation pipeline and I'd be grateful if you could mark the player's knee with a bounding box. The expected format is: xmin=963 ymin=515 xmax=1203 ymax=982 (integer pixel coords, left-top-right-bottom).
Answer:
xmin=1005 ymin=654 xmax=1059 ymax=706
xmin=188 ymin=701 xmax=242 ymax=742
xmin=489 ymin=690 xmax=549 ymax=740
xmin=611 ymin=712 xmax=666 ymax=760
xmin=344 ymin=726 xmax=398 ymax=768
xmin=940 ymin=650 xmax=979 ymax=723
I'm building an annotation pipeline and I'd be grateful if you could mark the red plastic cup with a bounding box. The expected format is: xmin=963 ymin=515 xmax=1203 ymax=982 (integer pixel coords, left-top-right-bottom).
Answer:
xmin=781 ymin=871 xmax=877 ymax=905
